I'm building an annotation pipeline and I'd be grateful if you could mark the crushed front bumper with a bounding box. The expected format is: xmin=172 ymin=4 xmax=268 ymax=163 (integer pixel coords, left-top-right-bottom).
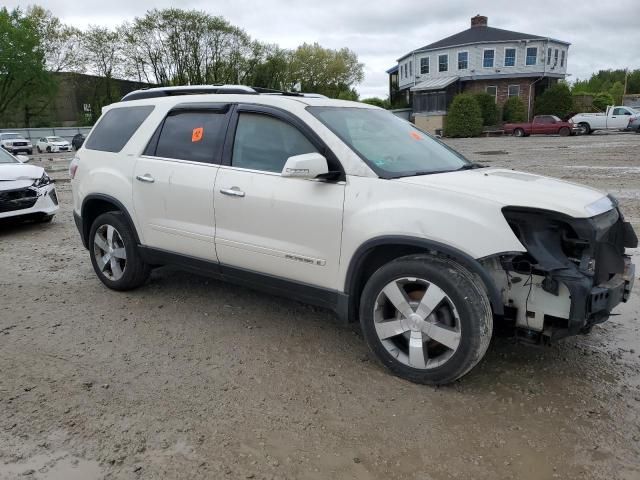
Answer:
xmin=586 ymin=257 xmax=634 ymax=325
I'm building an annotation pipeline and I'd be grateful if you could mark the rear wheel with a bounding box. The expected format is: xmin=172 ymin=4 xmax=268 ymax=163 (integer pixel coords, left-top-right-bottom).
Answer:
xmin=578 ymin=122 xmax=591 ymax=135
xmin=559 ymin=127 xmax=570 ymax=137
xmin=359 ymin=254 xmax=493 ymax=385
xmin=89 ymin=212 xmax=150 ymax=291
xmin=513 ymin=128 xmax=525 ymax=137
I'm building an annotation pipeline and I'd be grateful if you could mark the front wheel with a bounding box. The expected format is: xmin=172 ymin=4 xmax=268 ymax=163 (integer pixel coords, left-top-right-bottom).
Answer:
xmin=578 ymin=122 xmax=591 ymax=135
xmin=89 ymin=212 xmax=150 ymax=291
xmin=559 ymin=127 xmax=570 ymax=137
xmin=359 ymin=254 xmax=493 ymax=385
xmin=513 ymin=128 xmax=525 ymax=137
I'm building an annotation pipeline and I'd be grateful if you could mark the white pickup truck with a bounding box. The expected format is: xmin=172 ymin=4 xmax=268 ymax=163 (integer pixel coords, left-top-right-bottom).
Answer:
xmin=570 ymin=106 xmax=640 ymax=134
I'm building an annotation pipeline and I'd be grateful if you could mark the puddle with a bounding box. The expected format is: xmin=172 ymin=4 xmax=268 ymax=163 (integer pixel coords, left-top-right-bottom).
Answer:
xmin=474 ymin=150 xmax=509 ymax=155
xmin=0 ymin=452 xmax=102 ymax=480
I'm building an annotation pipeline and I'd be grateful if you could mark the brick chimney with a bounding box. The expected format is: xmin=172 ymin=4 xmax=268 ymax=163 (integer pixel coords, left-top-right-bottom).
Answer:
xmin=471 ymin=15 xmax=488 ymax=28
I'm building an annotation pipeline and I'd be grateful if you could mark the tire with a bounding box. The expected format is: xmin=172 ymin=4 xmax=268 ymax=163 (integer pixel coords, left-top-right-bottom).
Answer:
xmin=88 ymin=212 xmax=150 ymax=291
xmin=27 ymin=149 xmax=33 ymax=155
xmin=578 ymin=122 xmax=591 ymax=135
xmin=513 ymin=128 xmax=525 ymax=137
xmin=558 ymin=127 xmax=570 ymax=137
xmin=46 ymin=146 xmax=51 ymax=153
xmin=37 ymin=146 xmax=42 ymax=153
xmin=359 ymin=254 xmax=493 ymax=385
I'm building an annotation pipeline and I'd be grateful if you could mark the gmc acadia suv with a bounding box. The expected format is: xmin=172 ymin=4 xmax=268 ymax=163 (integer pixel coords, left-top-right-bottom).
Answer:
xmin=70 ymin=85 xmax=637 ymax=385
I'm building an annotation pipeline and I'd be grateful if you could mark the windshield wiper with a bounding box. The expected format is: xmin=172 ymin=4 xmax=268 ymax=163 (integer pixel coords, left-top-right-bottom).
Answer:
xmin=456 ymin=162 xmax=486 ymax=171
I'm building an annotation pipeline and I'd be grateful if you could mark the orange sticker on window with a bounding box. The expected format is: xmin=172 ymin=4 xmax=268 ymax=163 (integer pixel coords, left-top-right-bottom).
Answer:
xmin=410 ymin=131 xmax=423 ymax=141
xmin=192 ymin=127 xmax=204 ymax=142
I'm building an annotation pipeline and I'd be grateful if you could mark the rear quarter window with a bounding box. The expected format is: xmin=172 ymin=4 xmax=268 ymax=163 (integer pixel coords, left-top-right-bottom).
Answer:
xmin=85 ymin=106 xmax=154 ymax=153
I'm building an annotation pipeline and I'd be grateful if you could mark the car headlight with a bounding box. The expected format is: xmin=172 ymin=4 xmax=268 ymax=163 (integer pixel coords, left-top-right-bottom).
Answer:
xmin=33 ymin=172 xmax=52 ymax=188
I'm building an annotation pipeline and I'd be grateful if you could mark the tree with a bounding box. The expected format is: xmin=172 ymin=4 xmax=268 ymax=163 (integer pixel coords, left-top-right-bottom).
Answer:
xmin=592 ymin=92 xmax=615 ymax=111
xmin=0 ymin=7 xmax=55 ymax=120
xmin=361 ymin=97 xmax=390 ymax=109
xmin=473 ymin=93 xmax=499 ymax=126
xmin=80 ymin=26 xmax=125 ymax=105
xmin=534 ymin=82 xmax=573 ymax=118
xmin=502 ymin=96 xmax=526 ymax=122
xmin=609 ymin=81 xmax=624 ymax=105
xmin=444 ymin=94 xmax=483 ymax=137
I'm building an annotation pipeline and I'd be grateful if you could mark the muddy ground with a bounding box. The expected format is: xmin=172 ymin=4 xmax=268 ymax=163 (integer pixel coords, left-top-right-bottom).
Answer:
xmin=1 ymin=133 xmax=639 ymax=480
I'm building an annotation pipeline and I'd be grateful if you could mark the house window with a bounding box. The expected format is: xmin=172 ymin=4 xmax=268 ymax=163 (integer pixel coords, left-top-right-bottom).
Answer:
xmin=420 ymin=57 xmax=429 ymax=74
xmin=547 ymin=47 xmax=552 ymax=65
xmin=409 ymin=60 xmax=413 ymax=77
xmin=508 ymin=85 xmax=520 ymax=98
xmin=413 ymin=91 xmax=448 ymax=113
xmin=483 ymin=49 xmax=495 ymax=68
xmin=554 ymin=49 xmax=559 ymax=66
xmin=504 ymin=48 xmax=516 ymax=67
xmin=438 ymin=54 xmax=448 ymax=72
xmin=486 ymin=86 xmax=497 ymax=102
xmin=403 ymin=64 xmax=407 ymax=79
xmin=457 ymin=51 xmax=468 ymax=70
xmin=560 ymin=50 xmax=565 ymax=67
xmin=526 ymin=47 xmax=537 ymax=66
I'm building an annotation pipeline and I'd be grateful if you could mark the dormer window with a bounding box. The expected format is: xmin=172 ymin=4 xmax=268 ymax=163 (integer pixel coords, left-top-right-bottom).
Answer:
xmin=526 ymin=47 xmax=537 ymax=66
xmin=483 ymin=49 xmax=495 ymax=68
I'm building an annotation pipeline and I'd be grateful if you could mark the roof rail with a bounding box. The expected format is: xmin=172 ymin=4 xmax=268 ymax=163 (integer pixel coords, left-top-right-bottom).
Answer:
xmin=120 ymin=84 xmax=328 ymax=102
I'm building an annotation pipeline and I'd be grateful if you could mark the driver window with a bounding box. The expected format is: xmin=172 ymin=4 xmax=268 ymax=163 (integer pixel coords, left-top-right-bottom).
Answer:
xmin=613 ymin=108 xmax=629 ymax=115
xmin=232 ymin=113 xmax=318 ymax=173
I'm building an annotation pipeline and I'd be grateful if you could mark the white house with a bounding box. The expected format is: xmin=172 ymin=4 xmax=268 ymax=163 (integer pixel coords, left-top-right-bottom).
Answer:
xmin=388 ymin=15 xmax=570 ymax=129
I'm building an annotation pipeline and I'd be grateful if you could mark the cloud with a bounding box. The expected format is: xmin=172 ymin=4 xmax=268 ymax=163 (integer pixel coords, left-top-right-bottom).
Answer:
xmin=6 ymin=0 xmax=639 ymax=98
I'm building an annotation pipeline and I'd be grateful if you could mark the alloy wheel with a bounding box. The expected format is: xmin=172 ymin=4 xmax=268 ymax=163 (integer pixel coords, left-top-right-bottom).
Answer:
xmin=373 ymin=277 xmax=461 ymax=369
xmin=93 ymin=224 xmax=127 ymax=281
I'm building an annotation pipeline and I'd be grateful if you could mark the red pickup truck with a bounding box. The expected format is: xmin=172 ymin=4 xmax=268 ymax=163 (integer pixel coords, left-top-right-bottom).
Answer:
xmin=504 ymin=115 xmax=579 ymax=137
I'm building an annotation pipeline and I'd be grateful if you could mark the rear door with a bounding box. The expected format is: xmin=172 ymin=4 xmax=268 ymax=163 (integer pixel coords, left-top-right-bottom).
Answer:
xmin=133 ymin=103 xmax=231 ymax=262
xmin=213 ymin=104 xmax=345 ymax=289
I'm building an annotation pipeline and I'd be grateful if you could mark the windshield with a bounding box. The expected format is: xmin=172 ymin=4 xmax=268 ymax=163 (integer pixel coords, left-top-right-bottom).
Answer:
xmin=47 ymin=136 xmax=65 ymax=142
xmin=1 ymin=133 xmax=23 ymax=140
xmin=0 ymin=148 xmax=19 ymax=164
xmin=308 ymin=107 xmax=469 ymax=178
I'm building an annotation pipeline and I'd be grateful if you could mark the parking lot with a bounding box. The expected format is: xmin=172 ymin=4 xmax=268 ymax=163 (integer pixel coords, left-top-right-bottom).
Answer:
xmin=1 ymin=133 xmax=640 ymax=479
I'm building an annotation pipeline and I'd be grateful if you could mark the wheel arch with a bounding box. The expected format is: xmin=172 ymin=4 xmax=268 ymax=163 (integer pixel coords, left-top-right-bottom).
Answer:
xmin=80 ymin=194 xmax=140 ymax=249
xmin=344 ymin=236 xmax=504 ymax=323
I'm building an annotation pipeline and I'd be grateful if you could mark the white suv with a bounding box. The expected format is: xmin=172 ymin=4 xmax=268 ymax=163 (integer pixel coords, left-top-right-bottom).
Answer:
xmin=70 ymin=85 xmax=637 ymax=385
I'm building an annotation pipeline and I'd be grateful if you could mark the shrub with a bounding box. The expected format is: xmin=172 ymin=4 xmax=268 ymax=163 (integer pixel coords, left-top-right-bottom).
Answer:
xmin=473 ymin=93 xmax=499 ymax=126
xmin=534 ymin=82 xmax=573 ymax=118
xmin=592 ymin=92 xmax=615 ymax=111
xmin=502 ymin=96 xmax=527 ymax=122
xmin=444 ymin=94 xmax=483 ymax=137
xmin=360 ymin=97 xmax=390 ymax=109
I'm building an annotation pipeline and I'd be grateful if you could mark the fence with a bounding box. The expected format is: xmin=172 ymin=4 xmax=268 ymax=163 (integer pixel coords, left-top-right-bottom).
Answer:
xmin=0 ymin=126 xmax=93 ymax=144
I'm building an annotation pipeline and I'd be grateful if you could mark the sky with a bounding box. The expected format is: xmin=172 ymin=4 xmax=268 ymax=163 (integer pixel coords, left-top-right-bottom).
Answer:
xmin=7 ymin=0 xmax=640 ymax=98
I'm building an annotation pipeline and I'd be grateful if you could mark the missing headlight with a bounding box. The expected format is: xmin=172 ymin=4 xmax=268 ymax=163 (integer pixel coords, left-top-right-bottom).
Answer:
xmin=33 ymin=172 xmax=52 ymax=188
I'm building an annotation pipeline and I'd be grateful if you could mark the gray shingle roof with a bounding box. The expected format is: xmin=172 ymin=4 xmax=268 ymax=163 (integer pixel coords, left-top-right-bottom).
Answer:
xmin=404 ymin=25 xmax=569 ymax=58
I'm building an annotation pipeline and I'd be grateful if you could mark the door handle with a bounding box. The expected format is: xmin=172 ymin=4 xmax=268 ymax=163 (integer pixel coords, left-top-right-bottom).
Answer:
xmin=136 ymin=174 xmax=155 ymax=183
xmin=220 ymin=187 xmax=245 ymax=197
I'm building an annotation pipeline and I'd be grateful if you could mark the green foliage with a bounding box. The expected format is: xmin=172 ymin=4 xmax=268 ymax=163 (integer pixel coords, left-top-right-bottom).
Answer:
xmin=0 ymin=7 xmax=55 ymax=119
xmin=572 ymin=69 xmax=640 ymax=95
xmin=444 ymin=94 xmax=483 ymax=138
xmin=609 ymin=81 xmax=624 ymax=104
xmin=534 ymin=83 xmax=573 ymax=118
xmin=502 ymin=96 xmax=527 ymax=122
xmin=472 ymin=93 xmax=499 ymax=126
xmin=592 ymin=92 xmax=615 ymax=111
xmin=361 ymin=97 xmax=390 ymax=109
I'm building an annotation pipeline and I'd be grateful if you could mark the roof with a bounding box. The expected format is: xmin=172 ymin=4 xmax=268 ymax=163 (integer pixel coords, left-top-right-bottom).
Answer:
xmin=386 ymin=65 xmax=399 ymax=74
xmin=398 ymin=25 xmax=570 ymax=61
xmin=410 ymin=76 xmax=459 ymax=92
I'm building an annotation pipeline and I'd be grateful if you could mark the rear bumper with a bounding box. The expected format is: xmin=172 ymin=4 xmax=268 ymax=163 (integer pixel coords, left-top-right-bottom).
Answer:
xmin=73 ymin=210 xmax=88 ymax=248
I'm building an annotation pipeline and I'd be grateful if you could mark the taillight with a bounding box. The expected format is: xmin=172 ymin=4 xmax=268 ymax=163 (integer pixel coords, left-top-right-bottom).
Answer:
xmin=69 ymin=157 xmax=79 ymax=179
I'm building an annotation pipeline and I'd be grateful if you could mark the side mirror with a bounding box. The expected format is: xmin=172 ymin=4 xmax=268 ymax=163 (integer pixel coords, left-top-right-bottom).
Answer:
xmin=15 ymin=154 xmax=29 ymax=163
xmin=281 ymin=152 xmax=328 ymax=179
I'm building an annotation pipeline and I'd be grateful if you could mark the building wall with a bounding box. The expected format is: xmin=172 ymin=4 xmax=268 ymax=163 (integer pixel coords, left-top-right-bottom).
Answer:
xmin=397 ymin=39 xmax=568 ymax=90
xmin=463 ymin=78 xmax=534 ymax=106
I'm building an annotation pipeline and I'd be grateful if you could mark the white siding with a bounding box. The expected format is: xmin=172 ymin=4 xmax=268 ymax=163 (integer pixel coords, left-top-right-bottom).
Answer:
xmin=397 ymin=40 xmax=568 ymax=89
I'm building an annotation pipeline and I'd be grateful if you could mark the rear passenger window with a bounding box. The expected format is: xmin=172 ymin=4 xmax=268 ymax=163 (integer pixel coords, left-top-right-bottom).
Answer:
xmin=85 ymin=106 xmax=154 ymax=153
xmin=153 ymin=111 xmax=227 ymax=163
xmin=232 ymin=113 xmax=317 ymax=173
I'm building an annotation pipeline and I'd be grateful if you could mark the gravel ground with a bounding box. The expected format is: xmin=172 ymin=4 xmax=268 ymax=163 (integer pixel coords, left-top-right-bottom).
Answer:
xmin=1 ymin=133 xmax=639 ymax=480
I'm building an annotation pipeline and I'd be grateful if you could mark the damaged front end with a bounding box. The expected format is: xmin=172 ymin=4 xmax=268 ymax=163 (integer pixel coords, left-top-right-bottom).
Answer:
xmin=483 ymin=198 xmax=637 ymax=342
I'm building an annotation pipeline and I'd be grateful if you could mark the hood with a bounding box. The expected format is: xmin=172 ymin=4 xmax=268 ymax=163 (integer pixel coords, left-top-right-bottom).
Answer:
xmin=395 ymin=168 xmax=610 ymax=218
xmin=0 ymin=163 xmax=45 ymax=182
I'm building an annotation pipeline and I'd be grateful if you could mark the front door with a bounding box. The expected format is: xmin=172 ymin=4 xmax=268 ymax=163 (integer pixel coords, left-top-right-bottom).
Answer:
xmin=133 ymin=105 xmax=230 ymax=261
xmin=213 ymin=109 xmax=345 ymax=289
